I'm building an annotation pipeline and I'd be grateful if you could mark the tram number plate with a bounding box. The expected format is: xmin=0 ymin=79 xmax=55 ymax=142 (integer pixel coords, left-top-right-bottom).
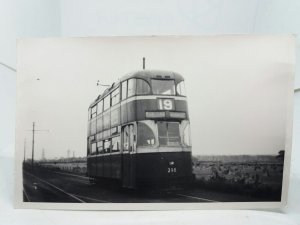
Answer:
xmin=158 ymin=98 xmax=174 ymax=110
xmin=167 ymin=167 xmax=177 ymax=173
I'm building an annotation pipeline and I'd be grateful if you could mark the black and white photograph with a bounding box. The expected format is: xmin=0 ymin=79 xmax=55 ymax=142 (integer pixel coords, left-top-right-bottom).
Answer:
xmin=14 ymin=35 xmax=295 ymax=210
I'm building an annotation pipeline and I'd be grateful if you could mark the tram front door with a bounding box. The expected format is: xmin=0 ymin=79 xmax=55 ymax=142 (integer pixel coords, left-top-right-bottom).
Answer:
xmin=122 ymin=124 xmax=136 ymax=188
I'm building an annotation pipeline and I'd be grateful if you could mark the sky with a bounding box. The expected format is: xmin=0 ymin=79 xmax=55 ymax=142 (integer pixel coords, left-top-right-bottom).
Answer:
xmin=16 ymin=36 xmax=295 ymax=159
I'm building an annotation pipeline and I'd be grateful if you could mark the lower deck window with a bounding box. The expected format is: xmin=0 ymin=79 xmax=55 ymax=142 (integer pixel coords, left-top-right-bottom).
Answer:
xmin=183 ymin=123 xmax=191 ymax=146
xmin=104 ymin=140 xmax=111 ymax=153
xmin=157 ymin=122 xmax=181 ymax=146
xmin=137 ymin=122 xmax=155 ymax=146
xmin=97 ymin=141 xmax=103 ymax=154
xmin=111 ymin=136 xmax=120 ymax=152
xmin=91 ymin=143 xmax=97 ymax=154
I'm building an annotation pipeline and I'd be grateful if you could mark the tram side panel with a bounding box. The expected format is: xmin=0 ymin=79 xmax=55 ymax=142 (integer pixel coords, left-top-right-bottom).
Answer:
xmin=126 ymin=100 xmax=137 ymax=123
xmin=111 ymin=154 xmax=122 ymax=179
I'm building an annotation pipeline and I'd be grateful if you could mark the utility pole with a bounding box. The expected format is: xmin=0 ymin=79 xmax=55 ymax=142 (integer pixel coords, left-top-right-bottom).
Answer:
xmin=27 ymin=122 xmax=49 ymax=167
xmin=42 ymin=148 xmax=45 ymax=161
xmin=31 ymin=122 xmax=35 ymax=166
xmin=143 ymin=57 xmax=145 ymax=70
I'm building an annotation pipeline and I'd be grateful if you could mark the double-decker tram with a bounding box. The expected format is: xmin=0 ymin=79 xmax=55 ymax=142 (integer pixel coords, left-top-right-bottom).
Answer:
xmin=87 ymin=70 xmax=193 ymax=188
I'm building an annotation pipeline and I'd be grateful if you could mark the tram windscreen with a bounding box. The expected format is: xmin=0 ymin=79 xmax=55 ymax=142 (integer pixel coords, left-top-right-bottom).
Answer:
xmin=158 ymin=122 xmax=180 ymax=146
xmin=137 ymin=122 xmax=155 ymax=146
xmin=152 ymin=80 xmax=175 ymax=95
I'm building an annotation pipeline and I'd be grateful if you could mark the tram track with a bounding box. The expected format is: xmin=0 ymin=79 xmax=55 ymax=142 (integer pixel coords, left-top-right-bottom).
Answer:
xmin=23 ymin=187 xmax=30 ymax=202
xmin=175 ymin=193 xmax=218 ymax=202
xmin=23 ymin=168 xmax=251 ymax=203
xmin=23 ymin=171 xmax=111 ymax=203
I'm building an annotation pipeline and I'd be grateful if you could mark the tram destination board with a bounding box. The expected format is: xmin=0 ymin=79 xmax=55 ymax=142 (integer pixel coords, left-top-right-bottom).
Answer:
xmin=14 ymin=35 xmax=295 ymax=210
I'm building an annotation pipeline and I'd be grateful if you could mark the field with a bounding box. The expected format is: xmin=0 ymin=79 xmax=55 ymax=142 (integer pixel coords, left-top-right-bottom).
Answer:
xmin=39 ymin=158 xmax=87 ymax=175
xmin=192 ymin=155 xmax=284 ymax=200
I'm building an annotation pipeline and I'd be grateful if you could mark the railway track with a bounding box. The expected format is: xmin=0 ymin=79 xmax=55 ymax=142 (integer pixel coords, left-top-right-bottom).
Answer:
xmin=24 ymin=171 xmax=111 ymax=203
xmin=23 ymin=169 xmax=219 ymax=203
xmin=175 ymin=193 xmax=217 ymax=202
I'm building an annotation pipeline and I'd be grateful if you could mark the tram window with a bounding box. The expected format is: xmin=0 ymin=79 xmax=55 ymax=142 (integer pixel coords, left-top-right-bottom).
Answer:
xmin=152 ymin=79 xmax=175 ymax=95
xmin=88 ymin=108 xmax=91 ymax=120
xmin=111 ymin=87 xmax=120 ymax=106
xmin=121 ymin=81 xmax=127 ymax=100
xmin=129 ymin=125 xmax=135 ymax=152
xmin=89 ymin=135 xmax=95 ymax=142
xmin=97 ymin=100 xmax=103 ymax=114
xmin=128 ymin=79 xmax=136 ymax=97
xmin=136 ymin=79 xmax=150 ymax=95
xmin=103 ymin=129 xmax=110 ymax=138
xmin=96 ymin=116 xmax=102 ymax=132
xmin=176 ymin=81 xmax=186 ymax=96
xmin=103 ymin=113 xmax=110 ymax=130
xmin=137 ymin=122 xmax=155 ymax=146
xmin=91 ymin=105 xmax=97 ymax=118
xmin=91 ymin=143 xmax=97 ymax=154
xmin=90 ymin=120 xmax=96 ymax=135
xmin=111 ymin=136 xmax=120 ymax=152
xmin=103 ymin=139 xmax=111 ymax=153
xmin=97 ymin=141 xmax=103 ymax=154
xmin=111 ymin=126 xmax=118 ymax=135
xmin=158 ymin=122 xmax=180 ymax=146
xmin=104 ymin=95 xmax=110 ymax=111
xmin=123 ymin=126 xmax=129 ymax=151
xmin=183 ymin=123 xmax=191 ymax=146
xmin=96 ymin=132 xmax=102 ymax=141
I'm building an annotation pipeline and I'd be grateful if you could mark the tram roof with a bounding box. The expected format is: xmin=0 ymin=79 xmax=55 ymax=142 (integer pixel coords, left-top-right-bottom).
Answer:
xmin=121 ymin=70 xmax=184 ymax=82
xmin=90 ymin=70 xmax=184 ymax=107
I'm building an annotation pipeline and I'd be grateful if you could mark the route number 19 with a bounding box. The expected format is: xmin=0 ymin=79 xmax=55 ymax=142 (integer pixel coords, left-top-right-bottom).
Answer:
xmin=158 ymin=99 xmax=174 ymax=110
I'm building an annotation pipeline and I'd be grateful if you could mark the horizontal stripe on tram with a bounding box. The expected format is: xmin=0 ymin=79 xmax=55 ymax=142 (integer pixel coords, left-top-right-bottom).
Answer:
xmin=87 ymin=147 xmax=191 ymax=158
xmin=121 ymin=95 xmax=187 ymax=106
xmin=137 ymin=147 xmax=191 ymax=154
xmin=91 ymin=95 xmax=187 ymax=116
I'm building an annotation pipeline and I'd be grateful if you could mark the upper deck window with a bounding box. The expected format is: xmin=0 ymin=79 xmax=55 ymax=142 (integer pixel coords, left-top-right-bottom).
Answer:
xmin=91 ymin=105 xmax=97 ymax=119
xmin=97 ymin=100 xmax=103 ymax=114
xmin=136 ymin=79 xmax=150 ymax=95
xmin=152 ymin=80 xmax=175 ymax=95
xmin=128 ymin=79 xmax=136 ymax=97
xmin=121 ymin=81 xmax=127 ymax=100
xmin=111 ymin=87 xmax=120 ymax=106
xmin=103 ymin=95 xmax=110 ymax=111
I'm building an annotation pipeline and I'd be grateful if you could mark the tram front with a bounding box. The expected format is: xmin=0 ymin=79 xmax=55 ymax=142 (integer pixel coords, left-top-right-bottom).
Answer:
xmin=133 ymin=71 xmax=193 ymax=187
